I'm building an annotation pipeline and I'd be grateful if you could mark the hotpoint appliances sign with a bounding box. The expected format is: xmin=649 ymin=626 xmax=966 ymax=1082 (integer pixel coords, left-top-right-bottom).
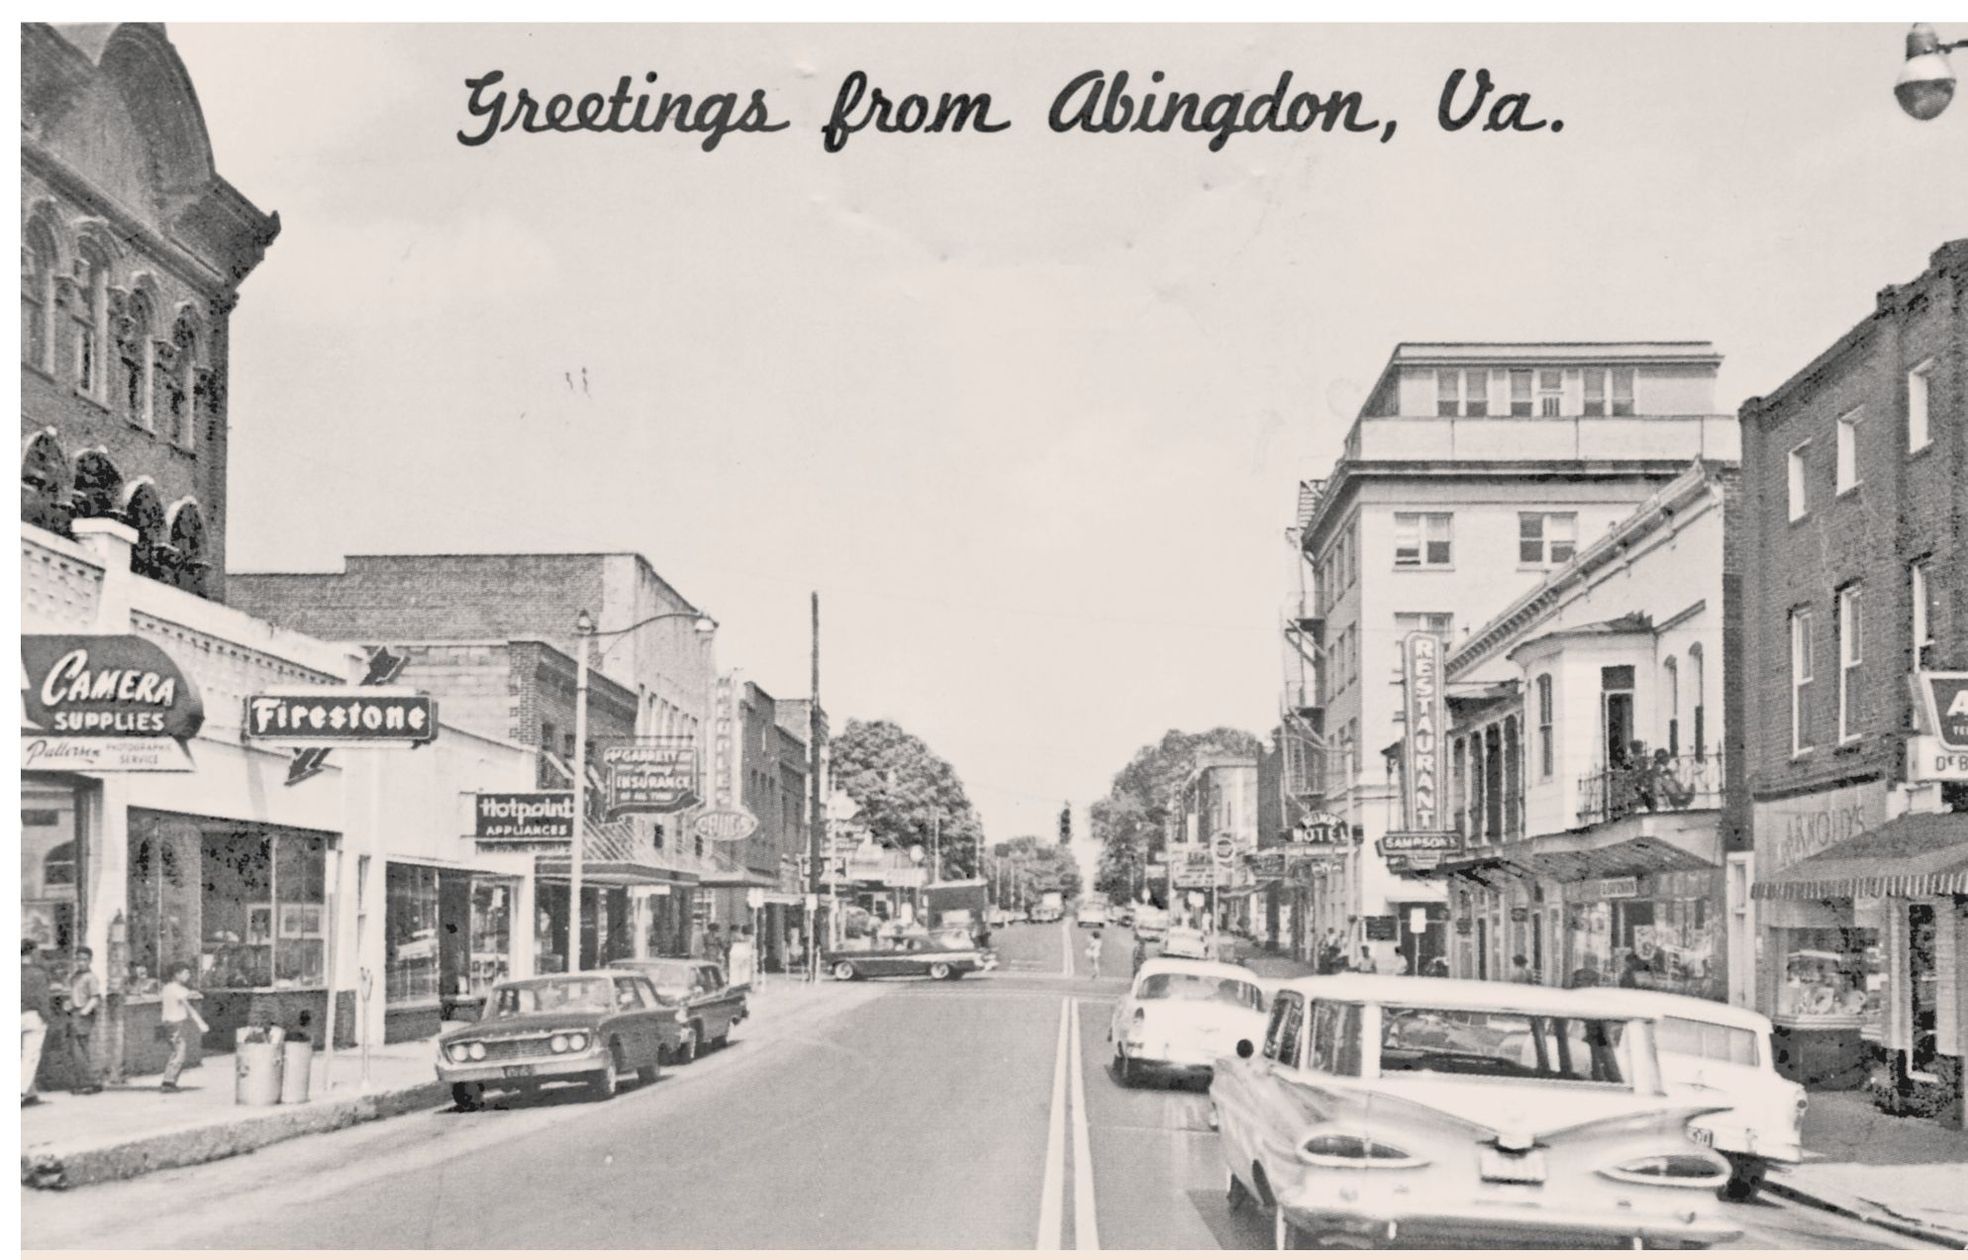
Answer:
xmin=21 ymin=634 xmax=203 ymax=772
xmin=475 ymin=791 xmax=576 ymax=841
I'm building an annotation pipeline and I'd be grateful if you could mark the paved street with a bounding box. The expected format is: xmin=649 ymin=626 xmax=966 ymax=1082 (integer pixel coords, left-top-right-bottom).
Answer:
xmin=21 ymin=925 xmax=1935 ymax=1250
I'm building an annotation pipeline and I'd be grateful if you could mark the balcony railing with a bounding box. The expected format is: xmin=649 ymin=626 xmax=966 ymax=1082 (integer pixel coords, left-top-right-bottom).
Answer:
xmin=1576 ymin=753 xmax=1724 ymax=827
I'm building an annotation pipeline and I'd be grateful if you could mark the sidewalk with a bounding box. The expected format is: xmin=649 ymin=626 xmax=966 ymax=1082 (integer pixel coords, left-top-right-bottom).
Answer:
xmin=1764 ymin=1088 xmax=1968 ymax=1248
xmin=21 ymin=976 xmax=861 ymax=1191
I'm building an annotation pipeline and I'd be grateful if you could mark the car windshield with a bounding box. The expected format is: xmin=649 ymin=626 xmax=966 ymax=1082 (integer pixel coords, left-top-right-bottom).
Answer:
xmin=1379 ymin=1006 xmax=1629 ymax=1085
xmin=492 ymin=978 xmax=614 ymax=1015
xmin=1138 ymin=972 xmax=1262 ymax=1009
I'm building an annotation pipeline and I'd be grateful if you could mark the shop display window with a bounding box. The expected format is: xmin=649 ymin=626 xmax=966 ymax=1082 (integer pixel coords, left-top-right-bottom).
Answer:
xmin=128 ymin=814 xmax=200 ymax=992
xmin=200 ymin=828 xmax=329 ymax=989
xmin=469 ymin=879 xmax=513 ymax=995
xmin=386 ymin=863 xmax=442 ymax=1004
xmin=1774 ymin=926 xmax=1882 ymax=1029
xmin=23 ymin=786 xmax=83 ymax=968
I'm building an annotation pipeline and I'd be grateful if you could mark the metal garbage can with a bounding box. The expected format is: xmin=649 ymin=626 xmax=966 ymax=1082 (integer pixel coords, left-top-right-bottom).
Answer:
xmin=234 ymin=1031 xmax=283 ymax=1106
xmin=279 ymin=1038 xmax=313 ymax=1104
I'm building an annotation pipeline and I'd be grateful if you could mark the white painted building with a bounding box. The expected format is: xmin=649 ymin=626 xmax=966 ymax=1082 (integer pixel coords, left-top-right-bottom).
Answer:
xmin=1280 ymin=342 xmax=1738 ymax=973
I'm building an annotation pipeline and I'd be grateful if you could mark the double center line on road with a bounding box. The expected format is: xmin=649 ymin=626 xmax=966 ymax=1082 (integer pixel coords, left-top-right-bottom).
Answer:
xmin=1035 ymin=997 xmax=1099 ymax=1250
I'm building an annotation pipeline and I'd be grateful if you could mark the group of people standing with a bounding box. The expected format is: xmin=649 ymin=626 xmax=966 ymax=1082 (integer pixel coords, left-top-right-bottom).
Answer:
xmin=20 ymin=940 xmax=207 ymax=1104
xmin=696 ymin=922 xmax=759 ymax=988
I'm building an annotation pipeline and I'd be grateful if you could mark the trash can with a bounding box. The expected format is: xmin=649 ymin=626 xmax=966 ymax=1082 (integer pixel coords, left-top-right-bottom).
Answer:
xmin=279 ymin=1037 xmax=313 ymax=1104
xmin=234 ymin=1030 xmax=283 ymax=1106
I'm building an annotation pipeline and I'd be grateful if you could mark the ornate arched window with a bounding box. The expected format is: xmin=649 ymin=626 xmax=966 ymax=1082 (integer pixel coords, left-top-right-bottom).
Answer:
xmin=69 ymin=240 xmax=110 ymax=395
xmin=70 ymin=448 xmax=123 ymax=522
xmin=167 ymin=498 xmax=210 ymax=596
xmin=115 ymin=287 xmax=153 ymax=425
xmin=21 ymin=222 xmax=58 ymax=372
xmin=123 ymin=480 xmax=170 ymax=581
xmin=169 ymin=309 xmax=203 ymax=449
xmin=21 ymin=429 xmax=71 ymax=533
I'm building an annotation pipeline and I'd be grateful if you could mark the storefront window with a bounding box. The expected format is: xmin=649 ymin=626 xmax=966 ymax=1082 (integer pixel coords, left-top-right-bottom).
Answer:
xmin=1773 ymin=926 xmax=1882 ymax=1029
xmin=199 ymin=826 xmax=329 ymax=989
xmin=128 ymin=815 xmax=200 ymax=993
xmin=386 ymin=863 xmax=442 ymax=1005
xmin=23 ymin=785 xmax=83 ymax=967
xmin=469 ymin=879 xmax=513 ymax=995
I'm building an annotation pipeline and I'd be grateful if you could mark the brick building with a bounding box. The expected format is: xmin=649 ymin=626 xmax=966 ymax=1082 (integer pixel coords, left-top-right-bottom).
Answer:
xmin=22 ymin=23 xmax=279 ymax=601
xmin=1741 ymin=239 xmax=1967 ymax=1127
xmin=701 ymin=674 xmax=813 ymax=971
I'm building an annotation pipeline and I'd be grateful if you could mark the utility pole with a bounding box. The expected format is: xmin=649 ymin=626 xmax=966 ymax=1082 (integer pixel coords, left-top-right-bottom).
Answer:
xmin=805 ymin=591 xmax=823 ymax=982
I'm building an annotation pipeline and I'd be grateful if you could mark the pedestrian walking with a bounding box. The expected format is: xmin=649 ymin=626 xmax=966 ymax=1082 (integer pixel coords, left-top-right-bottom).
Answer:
xmin=727 ymin=925 xmax=757 ymax=989
xmin=1085 ymin=929 xmax=1103 ymax=980
xmin=158 ymin=963 xmax=208 ymax=1093
xmin=21 ymin=940 xmax=53 ymax=1106
xmin=65 ymin=946 xmax=103 ymax=1094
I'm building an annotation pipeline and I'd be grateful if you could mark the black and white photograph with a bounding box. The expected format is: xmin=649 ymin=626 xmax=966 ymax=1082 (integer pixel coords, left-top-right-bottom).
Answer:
xmin=14 ymin=14 xmax=1968 ymax=1252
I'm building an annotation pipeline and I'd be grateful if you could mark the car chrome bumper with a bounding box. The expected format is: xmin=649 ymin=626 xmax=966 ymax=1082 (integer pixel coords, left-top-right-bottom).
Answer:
xmin=435 ymin=1050 xmax=608 ymax=1085
xmin=1277 ymin=1194 xmax=1741 ymax=1249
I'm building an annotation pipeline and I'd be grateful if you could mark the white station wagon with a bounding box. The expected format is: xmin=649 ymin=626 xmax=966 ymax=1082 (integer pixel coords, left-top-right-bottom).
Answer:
xmin=1108 ymin=957 xmax=1269 ymax=1087
xmin=1210 ymin=975 xmax=1742 ymax=1250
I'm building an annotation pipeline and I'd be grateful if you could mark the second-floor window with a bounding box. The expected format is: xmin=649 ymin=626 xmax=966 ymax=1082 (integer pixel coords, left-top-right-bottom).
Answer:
xmin=1912 ymin=561 xmax=1935 ymax=671
xmin=1689 ymin=643 xmax=1707 ymax=760
xmin=1838 ymin=586 xmax=1863 ymax=744
xmin=1790 ymin=609 xmax=1813 ymax=756
xmin=1518 ymin=512 xmax=1578 ymax=566
xmin=1536 ymin=673 xmax=1554 ymax=780
xmin=1665 ymin=656 xmax=1680 ymax=756
xmin=1393 ymin=513 xmax=1452 ymax=568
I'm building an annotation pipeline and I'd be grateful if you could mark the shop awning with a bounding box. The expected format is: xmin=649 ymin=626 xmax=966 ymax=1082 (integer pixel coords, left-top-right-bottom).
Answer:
xmin=534 ymin=816 xmax=700 ymax=887
xmin=1510 ymin=834 xmax=1715 ymax=885
xmin=1753 ymin=813 xmax=1968 ymax=901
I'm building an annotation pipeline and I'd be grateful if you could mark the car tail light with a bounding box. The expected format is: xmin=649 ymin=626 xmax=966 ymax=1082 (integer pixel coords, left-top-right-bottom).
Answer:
xmin=1299 ymin=1133 xmax=1428 ymax=1169
xmin=1602 ymin=1153 xmax=1730 ymax=1188
xmin=549 ymin=1034 xmax=570 ymax=1053
xmin=467 ymin=1042 xmax=487 ymax=1061
xmin=1130 ymin=1007 xmax=1145 ymax=1029
xmin=568 ymin=1032 xmax=590 ymax=1052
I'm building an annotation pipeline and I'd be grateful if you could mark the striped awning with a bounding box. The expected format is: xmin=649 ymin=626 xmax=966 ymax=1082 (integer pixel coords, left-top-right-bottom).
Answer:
xmin=1753 ymin=813 xmax=1968 ymax=901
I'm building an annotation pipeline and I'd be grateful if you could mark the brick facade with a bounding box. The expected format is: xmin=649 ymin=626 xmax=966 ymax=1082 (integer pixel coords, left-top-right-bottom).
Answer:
xmin=21 ymin=24 xmax=279 ymax=603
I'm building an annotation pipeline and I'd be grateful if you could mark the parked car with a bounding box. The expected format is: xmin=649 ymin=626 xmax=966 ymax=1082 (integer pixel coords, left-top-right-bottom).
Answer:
xmin=1615 ymin=989 xmax=1806 ymax=1199
xmin=1111 ymin=904 xmax=1134 ymax=928
xmin=605 ymin=957 xmax=748 ymax=1064
xmin=1076 ymin=900 xmax=1109 ymax=928
xmin=825 ymin=931 xmax=985 ymax=981
xmin=1210 ymin=975 xmax=1741 ymax=1250
xmin=1108 ymin=958 xmax=1269 ymax=1088
xmin=988 ymin=907 xmax=1011 ymax=928
xmin=1133 ymin=906 xmax=1168 ymax=942
xmin=435 ymin=971 xmax=668 ymax=1110
xmin=1160 ymin=925 xmax=1210 ymax=960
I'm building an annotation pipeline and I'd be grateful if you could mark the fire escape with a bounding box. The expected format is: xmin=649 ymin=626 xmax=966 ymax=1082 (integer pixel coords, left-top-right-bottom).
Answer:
xmin=1279 ymin=478 xmax=1330 ymax=825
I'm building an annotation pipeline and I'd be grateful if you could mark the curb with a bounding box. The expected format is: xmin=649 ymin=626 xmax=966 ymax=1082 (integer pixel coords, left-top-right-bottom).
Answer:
xmin=1765 ymin=1175 xmax=1968 ymax=1250
xmin=21 ymin=1079 xmax=450 ymax=1192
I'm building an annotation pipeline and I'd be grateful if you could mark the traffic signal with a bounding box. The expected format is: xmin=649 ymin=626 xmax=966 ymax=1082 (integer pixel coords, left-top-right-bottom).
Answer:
xmin=1059 ymin=802 xmax=1072 ymax=847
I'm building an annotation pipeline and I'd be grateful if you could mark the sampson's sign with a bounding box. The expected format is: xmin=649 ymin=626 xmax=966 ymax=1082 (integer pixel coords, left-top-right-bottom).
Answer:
xmin=1402 ymin=632 xmax=1447 ymax=831
xmin=22 ymin=635 xmax=202 ymax=773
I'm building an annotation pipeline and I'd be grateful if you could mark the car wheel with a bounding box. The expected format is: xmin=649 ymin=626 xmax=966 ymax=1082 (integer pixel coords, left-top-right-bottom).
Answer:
xmin=929 ymin=962 xmax=952 ymax=981
xmin=1273 ymin=1202 xmax=1314 ymax=1250
xmin=712 ymin=1024 xmax=731 ymax=1050
xmin=832 ymin=961 xmax=857 ymax=982
xmin=678 ymin=1026 xmax=700 ymax=1064
xmin=1118 ymin=1051 xmax=1142 ymax=1088
xmin=1720 ymin=1158 xmax=1766 ymax=1202
xmin=635 ymin=1057 xmax=659 ymax=1086
xmin=451 ymin=1082 xmax=484 ymax=1112
xmin=589 ymin=1047 xmax=621 ymax=1101
xmin=1227 ymin=1170 xmax=1252 ymax=1210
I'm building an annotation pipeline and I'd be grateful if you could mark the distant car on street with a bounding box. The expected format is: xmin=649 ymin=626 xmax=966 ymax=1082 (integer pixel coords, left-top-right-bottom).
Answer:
xmin=1111 ymin=904 xmax=1134 ymax=928
xmin=604 ymin=957 xmax=748 ymax=1064
xmin=1133 ymin=905 xmax=1168 ymax=942
xmin=436 ymin=971 xmax=667 ymax=1110
xmin=1612 ymin=989 xmax=1806 ymax=1199
xmin=1211 ymin=975 xmax=1741 ymax=1250
xmin=1160 ymin=925 xmax=1210 ymax=960
xmin=824 ymin=931 xmax=985 ymax=981
xmin=1108 ymin=957 xmax=1268 ymax=1088
xmin=988 ymin=907 xmax=1011 ymax=928
xmin=1076 ymin=900 xmax=1108 ymax=928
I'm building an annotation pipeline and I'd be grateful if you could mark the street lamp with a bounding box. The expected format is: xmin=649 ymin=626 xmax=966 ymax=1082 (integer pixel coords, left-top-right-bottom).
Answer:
xmin=1897 ymin=24 xmax=1964 ymax=121
xmin=569 ymin=606 xmax=717 ymax=970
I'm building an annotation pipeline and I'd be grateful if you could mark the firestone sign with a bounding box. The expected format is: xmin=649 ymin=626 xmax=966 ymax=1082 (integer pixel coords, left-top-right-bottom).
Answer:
xmin=244 ymin=690 xmax=436 ymax=745
xmin=1402 ymin=632 xmax=1447 ymax=831
xmin=21 ymin=635 xmax=203 ymax=772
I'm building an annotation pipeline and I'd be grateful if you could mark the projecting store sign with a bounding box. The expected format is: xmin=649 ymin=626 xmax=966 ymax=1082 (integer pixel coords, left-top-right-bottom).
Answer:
xmin=475 ymin=792 xmax=576 ymax=841
xmin=603 ymin=742 xmax=699 ymax=815
xmin=694 ymin=806 xmax=760 ymax=844
xmin=1402 ymin=631 xmax=1447 ymax=830
xmin=245 ymin=690 xmax=436 ymax=746
xmin=21 ymin=635 xmax=203 ymax=772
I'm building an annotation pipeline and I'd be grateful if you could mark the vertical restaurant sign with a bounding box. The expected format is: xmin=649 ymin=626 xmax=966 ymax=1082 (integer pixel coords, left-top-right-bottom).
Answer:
xmin=21 ymin=634 xmax=202 ymax=772
xmin=603 ymin=741 xmax=700 ymax=815
xmin=712 ymin=672 xmax=738 ymax=809
xmin=1402 ymin=631 xmax=1447 ymax=832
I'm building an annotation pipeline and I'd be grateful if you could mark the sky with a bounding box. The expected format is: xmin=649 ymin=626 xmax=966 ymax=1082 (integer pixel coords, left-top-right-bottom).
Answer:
xmin=171 ymin=23 xmax=1967 ymax=847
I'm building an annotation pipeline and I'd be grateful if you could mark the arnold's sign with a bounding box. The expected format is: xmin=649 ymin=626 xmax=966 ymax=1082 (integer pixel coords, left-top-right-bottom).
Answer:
xmin=603 ymin=741 xmax=699 ymax=815
xmin=21 ymin=635 xmax=202 ymax=772
xmin=475 ymin=791 xmax=576 ymax=840
xmin=1402 ymin=631 xmax=1447 ymax=831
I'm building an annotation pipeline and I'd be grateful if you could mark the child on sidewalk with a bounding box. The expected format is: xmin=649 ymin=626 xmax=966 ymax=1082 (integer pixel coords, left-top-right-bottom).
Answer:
xmin=158 ymin=963 xmax=208 ymax=1093
xmin=1085 ymin=929 xmax=1103 ymax=981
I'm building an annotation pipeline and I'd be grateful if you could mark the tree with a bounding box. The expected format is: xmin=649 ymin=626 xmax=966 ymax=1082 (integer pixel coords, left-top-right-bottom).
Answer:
xmin=984 ymin=835 xmax=1082 ymax=908
xmin=830 ymin=718 xmax=986 ymax=878
xmin=1090 ymin=727 xmax=1262 ymax=905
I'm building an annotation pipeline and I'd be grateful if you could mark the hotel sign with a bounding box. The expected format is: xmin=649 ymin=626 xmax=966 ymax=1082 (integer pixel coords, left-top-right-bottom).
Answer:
xmin=244 ymin=690 xmax=436 ymax=745
xmin=603 ymin=741 xmax=699 ymax=815
xmin=1402 ymin=632 xmax=1447 ymax=831
xmin=21 ymin=635 xmax=202 ymax=772
xmin=474 ymin=791 xmax=576 ymax=841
